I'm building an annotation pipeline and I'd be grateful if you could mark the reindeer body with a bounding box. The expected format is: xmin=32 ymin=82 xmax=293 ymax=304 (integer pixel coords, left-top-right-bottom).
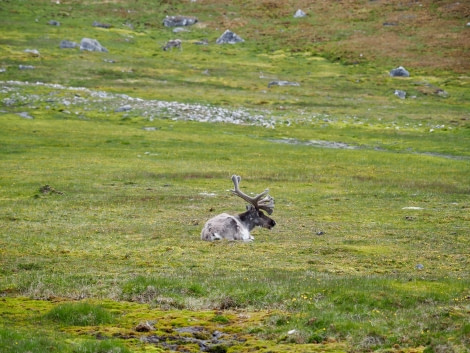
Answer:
xmin=201 ymin=212 xmax=252 ymax=242
xmin=201 ymin=176 xmax=276 ymax=242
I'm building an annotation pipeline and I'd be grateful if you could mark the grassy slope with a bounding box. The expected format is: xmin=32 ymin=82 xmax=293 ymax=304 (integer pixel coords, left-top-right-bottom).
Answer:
xmin=1 ymin=0 xmax=469 ymax=352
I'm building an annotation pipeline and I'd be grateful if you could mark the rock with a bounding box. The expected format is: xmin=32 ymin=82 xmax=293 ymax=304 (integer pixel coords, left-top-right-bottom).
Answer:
xmin=60 ymin=40 xmax=78 ymax=49
xmin=435 ymin=89 xmax=449 ymax=98
xmin=216 ymin=30 xmax=244 ymax=44
xmin=163 ymin=15 xmax=198 ymax=27
xmin=383 ymin=21 xmax=398 ymax=26
xmin=173 ymin=27 xmax=189 ymax=33
xmin=24 ymin=49 xmax=40 ymax=56
xmin=0 ymin=68 xmax=6 ymax=73
xmin=19 ymin=65 xmax=34 ymax=70
xmin=268 ymin=80 xmax=300 ymax=88
xmin=394 ymin=90 xmax=406 ymax=99
xmin=18 ymin=112 xmax=34 ymax=119
xmin=80 ymin=38 xmax=108 ymax=52
xmin=115 ymin=104 xmax=132 ymax=112
xmin=389 ymin=66 xmax=410 ymax=77
xmin=92 ymin=21 xmax=112 ymax=28
xmin=294 ymin=9 xmax=306 ymax=18
xmin=415 ymin=264 xmax=424 ymax=270
xmin=194 ymin=39 xmax=208 ymax=45
xmin=48 ymin=20 xmax=60 ymax=26
xmin=135 ymin=321 xmax=155 ymax=332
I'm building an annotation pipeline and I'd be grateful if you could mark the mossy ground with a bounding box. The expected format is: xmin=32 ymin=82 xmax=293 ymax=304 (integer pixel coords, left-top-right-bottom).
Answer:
xmin=1 ymin=0 xmax=469 ymax=352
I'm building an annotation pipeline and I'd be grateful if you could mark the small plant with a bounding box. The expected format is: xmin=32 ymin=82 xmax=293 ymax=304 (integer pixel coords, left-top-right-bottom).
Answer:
xmin=44 ymin=302 xmax=114 ymax=326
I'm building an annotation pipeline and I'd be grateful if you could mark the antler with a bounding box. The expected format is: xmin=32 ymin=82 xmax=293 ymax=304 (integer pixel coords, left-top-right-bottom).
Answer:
xmin=231 ymin=175 xmax=274 ymax=215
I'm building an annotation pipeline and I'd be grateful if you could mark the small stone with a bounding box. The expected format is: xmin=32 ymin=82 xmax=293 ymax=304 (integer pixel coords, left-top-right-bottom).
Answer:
xmin=80 ymin=38 xmax=108 ymax=53
xmin=115 ymin=104 xmax=132 ymax=112
xmin=24 ymin=49 xmax=40 ymax=56
xmin=18 ymin=112 xmax=34 ymax=119
xmin=135 ymin=321 xmax=155 ymax=332
xmin=294 ymin=9 xmax=306 ymax=18
xmin=163 ymin=15 xmax=198 ymax=27
xmin=60 ymin=40 xmax=78 ymax=49
xmin=415 ymin=264 xmax=424 ymax=270
xmin=394 ymin=90 xmax=406 ymax=99
xmin=216 ymin=30 xmax=244 ymax=44
xmin=19 ymin=65 xmax=34 ymax=70
xmin=390 ymin=66 xmax=410 ymax=77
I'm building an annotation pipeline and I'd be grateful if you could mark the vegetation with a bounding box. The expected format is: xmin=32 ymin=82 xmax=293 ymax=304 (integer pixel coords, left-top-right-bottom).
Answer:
xmin=0 ymin=0 xmax=469 ymax=352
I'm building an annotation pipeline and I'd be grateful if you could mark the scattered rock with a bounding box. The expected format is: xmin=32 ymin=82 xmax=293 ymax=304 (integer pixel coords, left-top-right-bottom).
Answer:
xmin=402 ymin=206 xmax=423 ymax=210
xmin=390 ymin=66 xmax=410 ymax=77
xmin=383 ymin=21 xmax=398 ymax=26
xmin=293 ymin=9 xmax=306 ymax=18
xmin=163 ymin=15 xmax=198 ymax=27
xmin=92 ymin=21 xmax=112 ymax=29
xmin=0 ymin=68 xmax=6 ymax=73
xmin=415 ymin=264 xmax=424 ymax=270
xmin=141 ymin=326 xmax=233 ymax=352
xmin=288 ymin=329 xmax=298 ymax=335
xmin=268 ymin=80 xmax=300 ymax=88
xmin=60 ymin=40 xmax=78 ymax=49
xmin=394 ymin=89 xmax=406 ymax=99
xmin=48 ymin=20 xmax=60 ymax=26
xmin=80 ymin=38 xmax=108 ymax=52
xmin=19 ymin=65 xmax=34 ymax=70
xmin=216 ymin=30 xmax=244 ymax=44
xmin=316 ymin=231 xmax=325 ymax=236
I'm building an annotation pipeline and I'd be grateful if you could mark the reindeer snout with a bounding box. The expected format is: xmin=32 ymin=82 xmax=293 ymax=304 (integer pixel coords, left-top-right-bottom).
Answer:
xmin=268 ymin=219 xmax=276 ymax=229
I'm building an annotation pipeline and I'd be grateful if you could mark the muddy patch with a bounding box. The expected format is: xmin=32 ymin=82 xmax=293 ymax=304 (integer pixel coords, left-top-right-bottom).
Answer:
xmin=139 ymin=326 xmax=242 ymax=352
xmin=269 ymin=137 xmax=360 ymax=150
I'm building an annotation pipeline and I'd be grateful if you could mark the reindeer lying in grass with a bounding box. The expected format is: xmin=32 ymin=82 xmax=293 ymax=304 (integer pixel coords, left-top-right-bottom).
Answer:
xmin=201 ymin=175 xmax=276 ymax=242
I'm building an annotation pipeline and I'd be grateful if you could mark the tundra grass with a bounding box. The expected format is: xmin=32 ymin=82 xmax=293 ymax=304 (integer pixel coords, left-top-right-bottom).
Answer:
xmin=1 ymin=0 xmax=470 ymax=352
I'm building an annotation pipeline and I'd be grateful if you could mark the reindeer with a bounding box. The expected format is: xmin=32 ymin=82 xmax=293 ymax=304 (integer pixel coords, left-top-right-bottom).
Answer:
xmin=162 ymin=39 xmax=182 ymax=51
xmin=201 ymin=175 xmax=276 ymax=242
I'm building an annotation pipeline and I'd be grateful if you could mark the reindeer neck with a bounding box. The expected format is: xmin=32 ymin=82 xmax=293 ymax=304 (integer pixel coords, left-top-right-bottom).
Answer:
xmin=237 ymin=210 xmax=256 ymax=231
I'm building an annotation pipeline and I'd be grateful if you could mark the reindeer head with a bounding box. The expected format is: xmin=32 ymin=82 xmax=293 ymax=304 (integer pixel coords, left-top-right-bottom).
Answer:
xmin=232 ymin=175 xmax=276 ymax=231
xmin=242 ymin=205 xmax=276 ymax=230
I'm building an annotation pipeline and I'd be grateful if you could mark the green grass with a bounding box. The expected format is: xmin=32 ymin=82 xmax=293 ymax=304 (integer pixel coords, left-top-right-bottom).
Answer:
xmin=44 ymin=302 xmax=115 ymax=326
xmin=1 ymin=0 xmax=469 ymax=352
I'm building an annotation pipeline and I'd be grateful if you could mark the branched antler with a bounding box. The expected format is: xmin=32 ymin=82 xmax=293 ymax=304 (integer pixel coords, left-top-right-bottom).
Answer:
xmin=231 ymin=175 xmax=275 ymax=215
